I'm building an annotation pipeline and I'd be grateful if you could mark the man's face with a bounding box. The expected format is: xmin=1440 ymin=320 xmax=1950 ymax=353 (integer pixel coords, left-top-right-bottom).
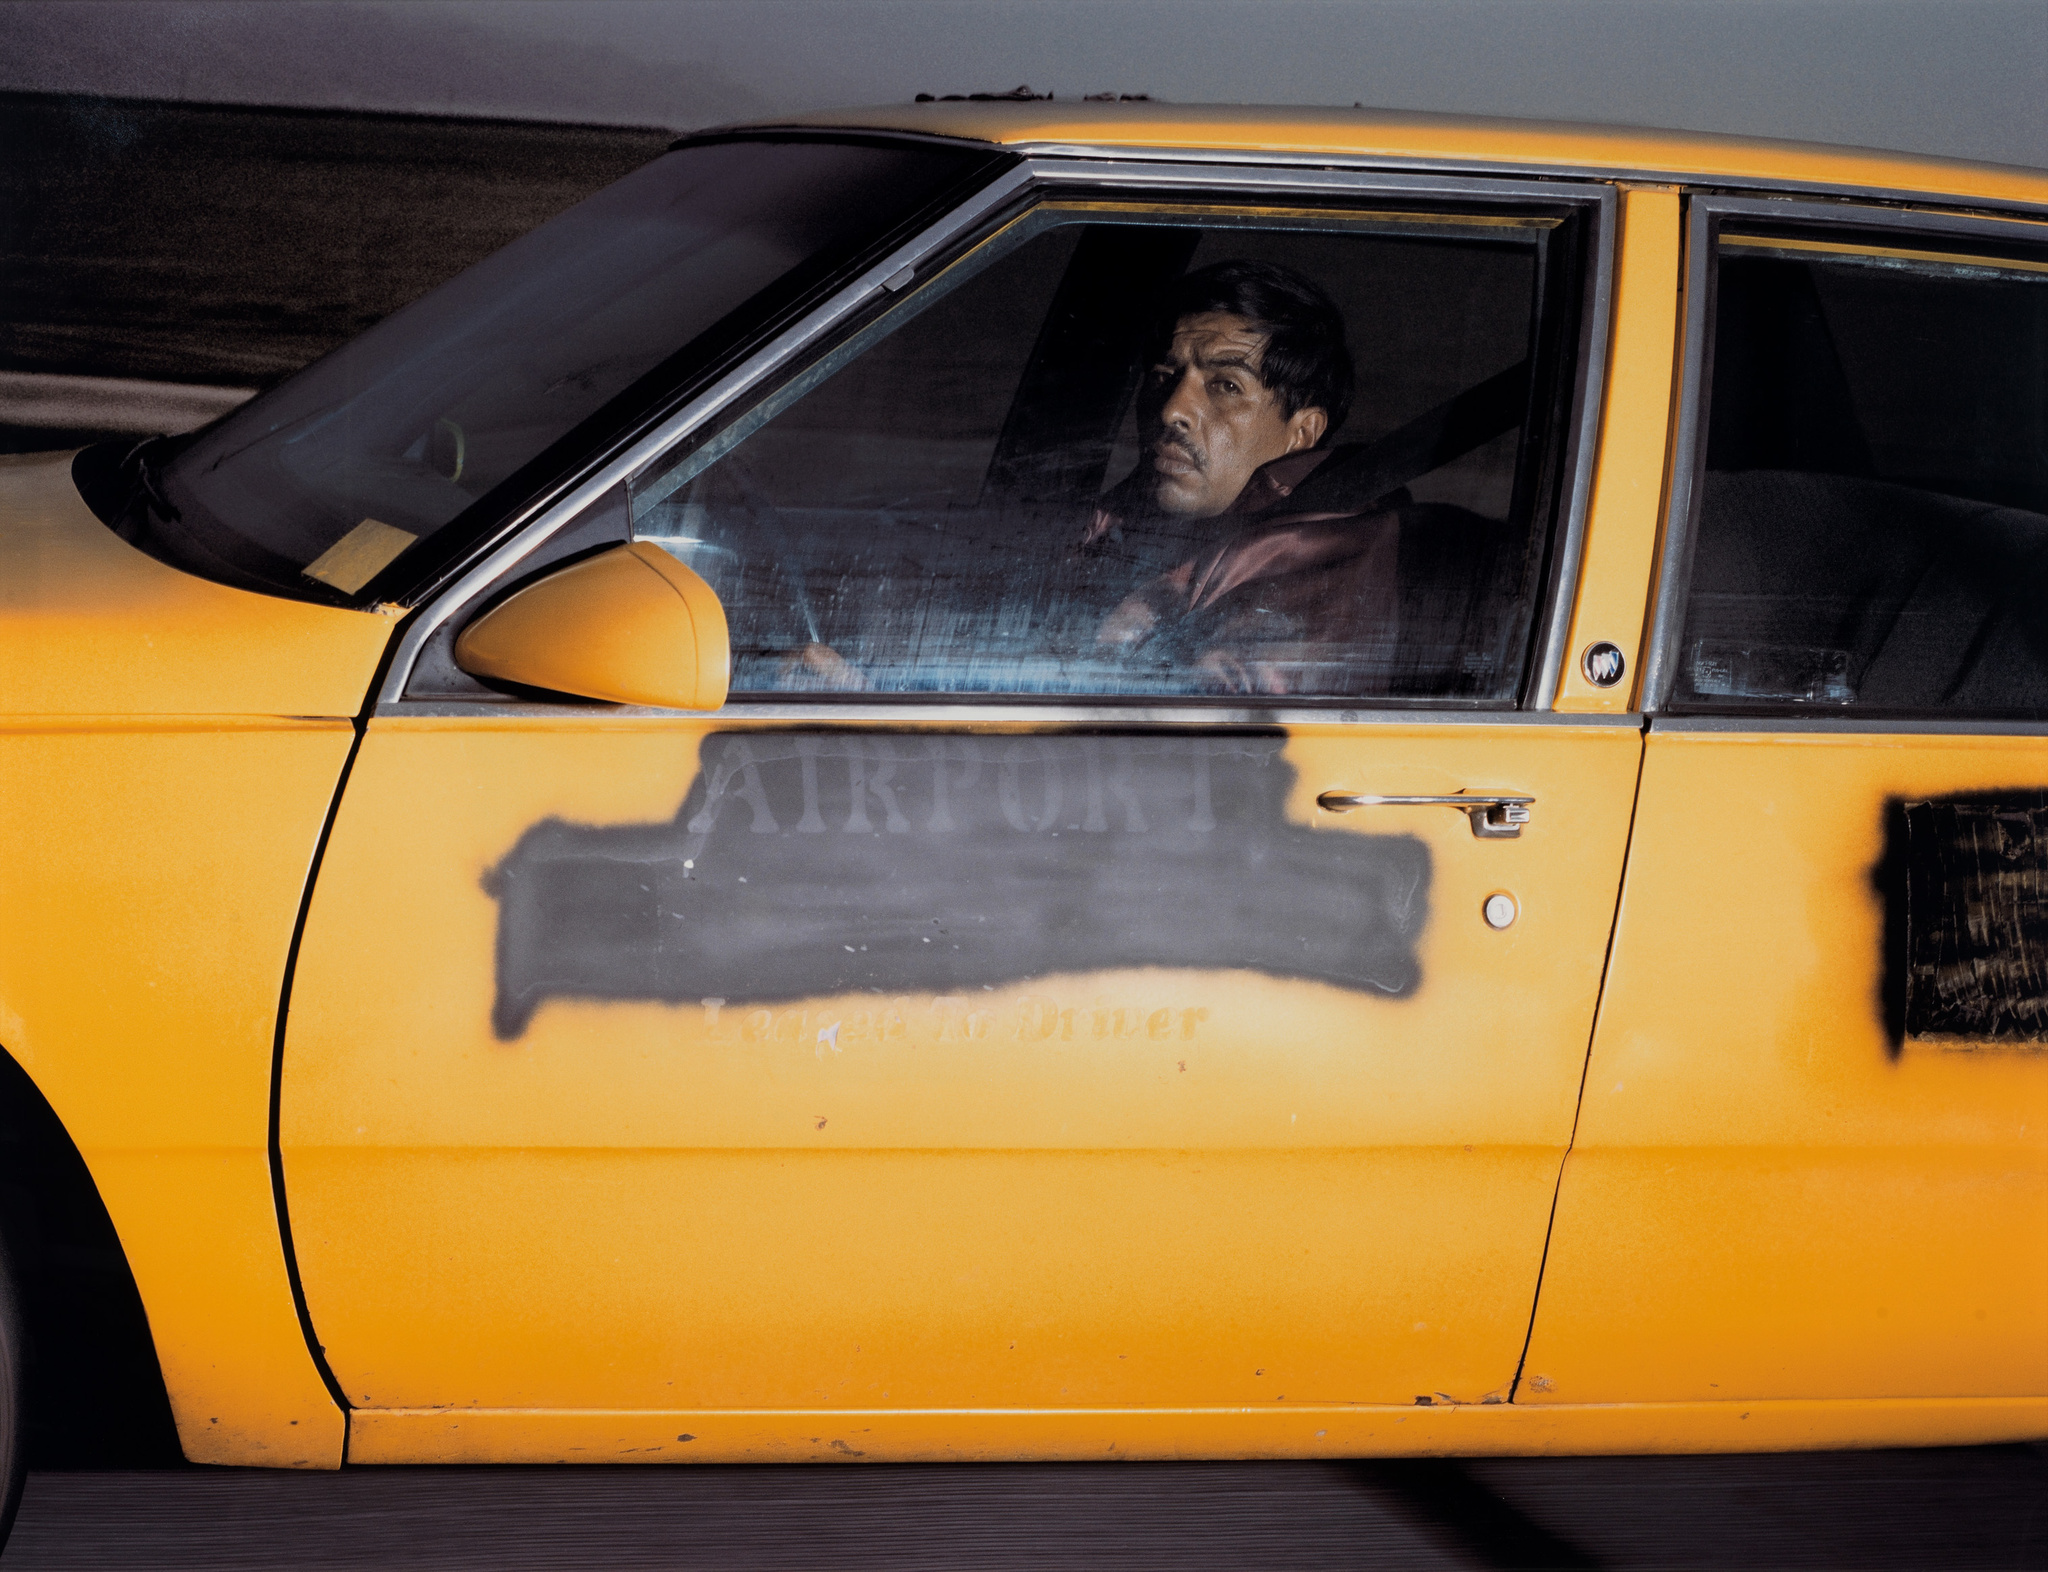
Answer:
xmin=1140 ymin=311 xmax=1328 ymax=518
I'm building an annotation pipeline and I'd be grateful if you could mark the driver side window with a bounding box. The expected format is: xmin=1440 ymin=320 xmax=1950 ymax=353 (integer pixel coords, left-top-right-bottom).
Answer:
xmin=630 ymin=204 xmax=1569 ymax=703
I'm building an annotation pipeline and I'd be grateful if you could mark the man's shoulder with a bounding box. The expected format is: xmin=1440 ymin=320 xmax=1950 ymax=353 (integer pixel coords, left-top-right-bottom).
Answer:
xmin=1241 ymin=442 xmax=1411 ymax=522
xmin=1078 ymin=470 xmax=1155 ymax=548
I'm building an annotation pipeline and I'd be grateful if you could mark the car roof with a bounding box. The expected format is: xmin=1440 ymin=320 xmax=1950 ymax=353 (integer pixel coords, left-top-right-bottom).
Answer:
xmin=748 ymin=101 xmax=2048 ymax=215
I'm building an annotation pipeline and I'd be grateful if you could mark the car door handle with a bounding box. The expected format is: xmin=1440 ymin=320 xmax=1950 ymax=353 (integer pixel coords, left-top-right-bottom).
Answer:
xmin=1316 ymin=790 xmax=1535 ymax=839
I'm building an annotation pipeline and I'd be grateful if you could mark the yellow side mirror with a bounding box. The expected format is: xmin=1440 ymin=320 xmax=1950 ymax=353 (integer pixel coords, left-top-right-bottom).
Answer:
xmin=453 ymin=541 xmax=730 ymax=710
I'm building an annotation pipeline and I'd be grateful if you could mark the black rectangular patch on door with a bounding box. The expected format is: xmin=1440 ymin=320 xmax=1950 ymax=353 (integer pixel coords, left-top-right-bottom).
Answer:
xmin=1901 ymin=799 xmax=2048 ymax=1041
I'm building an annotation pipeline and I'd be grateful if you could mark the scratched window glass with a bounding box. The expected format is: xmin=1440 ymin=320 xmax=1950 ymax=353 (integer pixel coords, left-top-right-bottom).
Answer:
xmin=1674 ymin=231 xmax=2048 ymax=718
xmin=629 ymin=209 xmax=1560 ymax=701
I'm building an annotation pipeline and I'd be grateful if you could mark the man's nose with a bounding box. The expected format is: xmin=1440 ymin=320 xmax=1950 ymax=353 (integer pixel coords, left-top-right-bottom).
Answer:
xmin=1158 ymin=368 xmax=1200 ymax=431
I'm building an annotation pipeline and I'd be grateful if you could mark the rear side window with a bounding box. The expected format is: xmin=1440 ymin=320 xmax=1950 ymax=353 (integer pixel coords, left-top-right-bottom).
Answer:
xmin=1670 ymin=222 xmax=2048 ymax=718
xmin=628 ymin=201 xmax=1586 ymax=704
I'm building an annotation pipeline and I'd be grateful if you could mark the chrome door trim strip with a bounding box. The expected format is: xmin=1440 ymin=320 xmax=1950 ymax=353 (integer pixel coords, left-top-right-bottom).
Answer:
xmin=1008 ymin=141 xmax=2048 ymax=223
xmin=377 ymin=700 xmax=1645 ymax=729
xmin=1639 ymin=194 xmax=2048 ymax=715
xmin=1018 ymin=158 xmax=1612 ymax=205
xmin=1635 ymin=194 xmax=1718 ymax=711
xmin=1530 ymin=184 xmax=1617 ymax=708
xmin=1653 ymin=715 xmax=2048 ymax=738
xmin=381 ymin=156 xmax=1615 ymax=709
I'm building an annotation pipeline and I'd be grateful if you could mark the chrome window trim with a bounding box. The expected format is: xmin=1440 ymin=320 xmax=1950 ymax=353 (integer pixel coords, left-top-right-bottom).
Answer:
xmin=374 ymin=157 xmax=1039 ymax=708
xmin=1008 ymin=140 xmax=2048 ymax=224
xmin=1635 ymin=194 xmax=1722 ymax=712
xmin=1639 ymin=194 xmax=2048 ymax=717
xmin=1654 ymin=715 xmax=2048 ymax=738
xmin=1531 ymin=183 xmax=1615 ymax=707
xmin=378 ymin=700 xmax=1643 ymax=728
xmin=380 ymin=154 xmax=1617 ymax=712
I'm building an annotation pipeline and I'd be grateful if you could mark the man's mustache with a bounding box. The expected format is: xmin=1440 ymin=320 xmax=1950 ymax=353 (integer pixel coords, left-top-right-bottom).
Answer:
xmin=1151 ymin=435 xmax=1203 ymax=470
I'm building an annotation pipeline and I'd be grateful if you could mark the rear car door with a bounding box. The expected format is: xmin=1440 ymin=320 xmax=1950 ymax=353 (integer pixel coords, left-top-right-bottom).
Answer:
xmin=1525 ymin=197 xmax=2048 ymax=1430
xmin=281 ymin=155 xmax=1645 ymax=1460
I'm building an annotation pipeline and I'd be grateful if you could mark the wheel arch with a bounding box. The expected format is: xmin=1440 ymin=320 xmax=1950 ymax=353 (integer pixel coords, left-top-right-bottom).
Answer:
xmin=0 ymin=1041 xmax=181 ymax=1465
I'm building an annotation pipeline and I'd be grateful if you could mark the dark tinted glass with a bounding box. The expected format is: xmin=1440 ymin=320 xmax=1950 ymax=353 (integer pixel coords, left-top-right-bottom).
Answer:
xmin=631 ymin=208 xmax=1565 ymax=703
xmin=153 ymin=138 xmax=984 ymax=598
xmin=1674 ymin=232 xmax=2048 ymax=717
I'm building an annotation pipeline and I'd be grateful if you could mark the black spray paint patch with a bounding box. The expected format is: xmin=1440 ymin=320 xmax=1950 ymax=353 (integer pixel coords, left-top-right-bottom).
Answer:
xmin=482 ymin=732 xmax=1430 ymax=1040
xmin=1888 ymin=797 xmax=2048 ymax=1043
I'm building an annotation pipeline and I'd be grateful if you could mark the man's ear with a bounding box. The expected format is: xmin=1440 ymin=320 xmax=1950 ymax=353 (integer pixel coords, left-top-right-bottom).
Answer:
xmin=1284 ymin=406 xmax=1328 ymax=454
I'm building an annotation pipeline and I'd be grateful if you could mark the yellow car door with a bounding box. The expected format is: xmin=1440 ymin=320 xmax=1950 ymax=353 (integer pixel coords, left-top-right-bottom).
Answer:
xmin=280 ymin=156 xmax=1648 ymax=1462
xmin=1525 ymin=197 xmax=2048 ymax=1450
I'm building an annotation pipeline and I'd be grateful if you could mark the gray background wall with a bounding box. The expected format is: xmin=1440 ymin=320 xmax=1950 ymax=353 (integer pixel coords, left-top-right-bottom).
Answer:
xmin=1 ymin=0 xmax=2044 ymax=169
xmin=3 ymin=0 xmax=2042 ymax=450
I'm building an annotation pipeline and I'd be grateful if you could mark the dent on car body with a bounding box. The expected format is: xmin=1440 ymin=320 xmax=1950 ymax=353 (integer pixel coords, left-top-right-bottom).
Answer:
xmin=483 ymin=730 xmax=1431 ymax=1039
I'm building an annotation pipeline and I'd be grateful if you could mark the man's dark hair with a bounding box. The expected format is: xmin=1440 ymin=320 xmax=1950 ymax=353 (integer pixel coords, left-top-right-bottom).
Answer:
xmin=1155 ymin=259 xmax=1354 ymax=437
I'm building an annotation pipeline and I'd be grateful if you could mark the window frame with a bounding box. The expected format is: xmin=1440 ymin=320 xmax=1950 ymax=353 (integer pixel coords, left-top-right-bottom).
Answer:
xmin=1641 ymin=193 xmax=2048 ymax=723
xmin=378 ymin=153 xmax=1619 ymax=717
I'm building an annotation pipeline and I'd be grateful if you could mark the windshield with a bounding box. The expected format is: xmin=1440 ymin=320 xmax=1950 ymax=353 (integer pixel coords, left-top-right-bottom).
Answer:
xmin=138 ymin=135 xmax=994 ymax=602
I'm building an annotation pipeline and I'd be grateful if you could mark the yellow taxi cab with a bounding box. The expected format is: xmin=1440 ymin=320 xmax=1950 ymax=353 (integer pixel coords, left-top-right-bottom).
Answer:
xmin=1 ymin=101 xmax=2043 ymax=1519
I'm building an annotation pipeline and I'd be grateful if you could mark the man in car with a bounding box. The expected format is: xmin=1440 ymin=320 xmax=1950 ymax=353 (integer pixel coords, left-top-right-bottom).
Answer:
xmin=1083 ymin=258 xmax=1404 ymax=695
xmin=792 ymin=258 xmax=1400 ymax=693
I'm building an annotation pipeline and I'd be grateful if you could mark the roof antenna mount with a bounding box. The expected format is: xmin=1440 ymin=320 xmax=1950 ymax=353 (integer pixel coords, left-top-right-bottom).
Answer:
xmin=915 ymin=84 xmax=1055 ymax=103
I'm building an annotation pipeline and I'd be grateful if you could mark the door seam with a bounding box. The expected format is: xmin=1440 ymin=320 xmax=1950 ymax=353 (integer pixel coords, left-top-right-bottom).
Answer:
xmin=1508 ymin=716 xmax=1650 ymax=1401
xmin=266 ymin=711 xmax=366 ymax=1433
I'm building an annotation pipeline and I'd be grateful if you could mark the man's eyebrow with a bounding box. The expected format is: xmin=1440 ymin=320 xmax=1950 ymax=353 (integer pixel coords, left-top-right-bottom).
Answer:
xmin=1152 ymin=350 xmax=1265 ymax=376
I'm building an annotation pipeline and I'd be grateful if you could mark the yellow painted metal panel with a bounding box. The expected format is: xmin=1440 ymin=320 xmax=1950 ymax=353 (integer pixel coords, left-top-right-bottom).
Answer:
xmin=290 ymin=1147 xmax=1562 ymax=1413
xmin=344 ymin=1397 xmax=2048 ymax=1465
xmin=0 ymin=451 xmax=396 ymax=717
xmin=0 ymin=725 xmax=354 ymax=1464
xmin=90 ymin=1151 xmax=341 ymax=1466
xmin=770 ymin=103 xmax=2048 ymax=214
xmin=1552 ymin=186 xmax=1679 ymax=712
xmin=1522 ymin=1147 xmax=2047 ymax=1403
xmin=283 ymin=715 xmax=1641 ymax=1426
xmin=1524 ymin=730 xmax=2048 ymax=1404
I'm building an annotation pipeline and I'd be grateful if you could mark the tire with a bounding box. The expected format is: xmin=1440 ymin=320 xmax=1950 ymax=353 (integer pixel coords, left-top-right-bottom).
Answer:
xmin=0 ymin=1226 xmax=28 ymax=1551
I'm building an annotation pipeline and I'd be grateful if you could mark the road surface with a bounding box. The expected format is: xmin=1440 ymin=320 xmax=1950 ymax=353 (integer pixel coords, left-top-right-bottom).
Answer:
xmin=5 ymin=1448 xmax=2043 ymax=1569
